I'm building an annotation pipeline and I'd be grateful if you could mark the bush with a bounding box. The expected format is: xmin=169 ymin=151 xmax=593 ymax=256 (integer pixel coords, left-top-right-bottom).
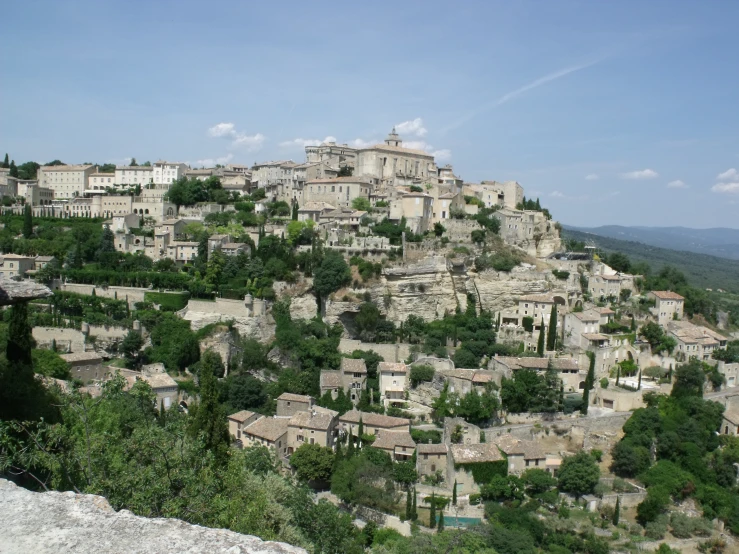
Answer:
xmin=522 ymin=316 xmax=534 ymax=332
xmin=552 ymin=270 xmax=570 ymax=280
xmin=409 ymin=364 xmax=435 ymax=387
xmin=645 ymin=516 xmax=668 ymax=540
xmin=600 ymin=377 xmax=609 ymax=389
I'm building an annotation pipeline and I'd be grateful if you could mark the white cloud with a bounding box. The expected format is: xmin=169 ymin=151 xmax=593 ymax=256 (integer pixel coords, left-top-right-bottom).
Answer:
xmin=207 ymin=122 xmax=265 ymax=151
xmin=717 ymin=168 xmax=739 ymax=181
xmin=550 ymin=191 xmax=565 ymax=198
xmin=621 ymin=169 xmax=658 ymax=180
xmin=349 ymin=138 xmax=375 ymax=148
xmin=431 ymin=149 xmax=452 ymax=162
xmin=279 ymin=136 xmax=337 ymax=148
xmin=712 ymin=182 xmax=739 ymax=194
xmin=666 ymin=180 xmax=688 ymax=189
xmin=585 ymin=173 xmax=599 ymax=181
xmin=196 ymin=153 xmax=234 ymax=167
xmin=395 ymin=118 xmax=427 ymax=137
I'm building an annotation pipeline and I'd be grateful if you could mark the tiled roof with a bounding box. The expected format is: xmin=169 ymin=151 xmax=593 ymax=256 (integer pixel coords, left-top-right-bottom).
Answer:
xmin=493 ymin=357 xmax=579 ymax=371
xmin=39 ymin=164 xmax=94 ymax=171
xmin=651 ymin=291 xmax=684 ymax=300
xmin=519 ymin=294 xmax=555 ymax=303
xmin=339 ymin=409 xmax=410 ymax=429
xmin=306 ymin=177 xmax=373 ymax=185
xmin=472 ymin=371 xmax=495 ymax=383
xmin=244 ymin=416 xmax=288 ymax=442
xmin=59 ymin=352 xmax=102 ymax=363
xmin=288 ymin=410 xmax=335 ymax=430
xmin=493 ymin=434 xmax=545 ymax=459
xmin=724 ymin=410 xmax=739 ymax=424
xmin=320 ymin=370 xmax=342 ymax=389
xmin=358 ymin=143 xmax=434 ymax=157
xmin=228 ymin=410 xmax=256 ymax=423
xmin=572 ymin=310 xmax=600 ymax=322
xmin=378 ymin=362 xmax=407 ymax=374
xmin=372 ymin=430 xmax=416 ymax=450
xmin=341 ymin=358 xmax=367 ymax=374
xmin=299 ymin=201 xmax=336 ymax=211
xmin=417 ymin=443 xmax=449 ymax=455
xmin=600 ymin=308 xmax=615 ymax=314
xmin=582 ymin=333 xmax=610 ymax=341
xmin=277 ymin=392 xmax=313 ymax=403
xmin=451 ymin=443 xmax=504 ymax=464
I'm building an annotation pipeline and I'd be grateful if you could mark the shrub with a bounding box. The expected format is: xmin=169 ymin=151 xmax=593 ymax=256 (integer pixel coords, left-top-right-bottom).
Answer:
xmin=600 ymin=377 xmax=609 ymax=389
xmin=645 ymin=516 xmax=668 ymax=540
xmin=552 ymin=270 xmax=570 ymax=280
xmin=410 ymin=364 xmax=435 ymax=387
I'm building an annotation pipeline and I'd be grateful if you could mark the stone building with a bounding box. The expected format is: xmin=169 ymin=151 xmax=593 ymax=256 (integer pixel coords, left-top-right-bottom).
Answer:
xmin=492 ymin=434 xmax=546 ymax=475
xmin=372 ymin=430 xmax=416 ymax=462
xmin=287 ymin=409 xmax=338 ymax=454
xmin=227 ymin=410 xmax=260 ymax=442
xmin=667 ymin=320 xmax=727 ymax=362
xmin=152 ymin=161 xmax=188 ymax=186
xmin=114 ymin=165 xmax=154 ymax=187
xmin=338 ymin=410 xmax=410 ymax=437
xmin=389 ymin=192 xmax=434 ymax=234
xmin=378 ymin=362 xmax=408 ymax=407
xmin=354 ymin=128 xmax=437 ymax=188
xmin=492 ymin=208 xmax=561 ymax=258
xmin=37 ymin=164 xmax=96 ymax=199
xmin=648 ymin=291 xmax=685 ymax=325
xmin=0 ymin=254 xmax=36 ymax=278
xmin=88 ymin=172 xmax=115 ymax=191
xmin=450 ymin=443 xmax=505 ymax=496
xmin=276 ymin=392 xmax=314 ymax=417
xmin=303 ymin=176 xmax=372 ymax=208
xmin=319 ymin=358 xmax=367 ymax=405
xmin=240 ymin=416 xmax=289 ymax=458
xmin=489 ymin=356 xmax=583 ymax=392
xmin=416 ymin=443 xmax=449 ymax=481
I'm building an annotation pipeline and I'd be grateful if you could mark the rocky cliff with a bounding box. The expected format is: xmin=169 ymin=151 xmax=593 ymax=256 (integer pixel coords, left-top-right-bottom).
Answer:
xmin=0 ymin=479 xmax=305 ymax=554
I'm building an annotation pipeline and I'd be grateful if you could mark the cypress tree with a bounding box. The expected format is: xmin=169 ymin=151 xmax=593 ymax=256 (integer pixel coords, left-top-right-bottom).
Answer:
xmin=637 ymin=369 xmax=642 ymax=390
xmin=23 ymin=204 xmax=32 ymax=238
xmin=358 ymin=416 xmax=364 ymax=439
xmin=452 ymin=481 xmax=457 ymax=505
xmin=537 ymin=318 xmax=546 ymax=357
xmin=581 ymin=351 xmax=595 ymax=415
xmin=405 ymin=488 xmax=412 ymax=520
xmin=616 ymin=366 xmax=621 ymax=386
xmin=2 ymin=153 xmax=8 ymax=168
xmin=187 ymin=360 xmax=230 ymax=458
xmin=9 ymin=160 xmax=18 ymax=178
xmin=613 ymin=496 xmax=620 ymax=526
xmin=412 ymin=488 xmax=418 ymax=521
xmin=291 ymin=201 xmax=299 ymax=220
xmin=437 ymin=509 xmax=444 ymax=531
xmin=546 ymin=304 xmax=558 ymax=351
xmin=51 ymin=338 xmax=57 ymax=352
xmin=429 ymin=492 xmax=436 ymax=528
xmin=347 ymin=428 xmax=355 ymax=458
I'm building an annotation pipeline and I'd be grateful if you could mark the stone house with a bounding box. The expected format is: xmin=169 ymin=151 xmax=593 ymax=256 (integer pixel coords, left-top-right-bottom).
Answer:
xmin=563 ymin=310 xmax=601 ymax=348
xmin=33 ymin=255 xmax=56 ymax=272
xmin=721 ymin=409 xmax=739 ymax=436
xmin=372 ymin=430 xmax=416 ymax=462
xmin=438 ymin=369 xmax=496 ymax=394
xmin=287 ymin=409 xmax=337 ymax=454
xmin=492 ymin=434 xmax=546 ymax=475
xmin=228 ymin=410 xmax=260 ymax=443
xmin=416 ymin=443 xmax=449 ymax=481
xmin=0 ymin=254 xmax=36 ymax=279
xmin=319 ymin=358 xmax=367 ymax=405
xmin=648 ymin=291 xmax=685 ymax=325
xmin=590 ymin=274 xmax=630 ymax=300
xmin=276 ymin=393 xmax=314 ymax=417
xmin=390 ymin=192 xmax=434 ymax=234
xmin=114 ymin=165 xmax=154 ymax=187
xmin=719 ymin=362 xmax=739 ymax=388
xmin=354 ymin=128 xmax=437 ymax=188
xmin=303 ymin=177 xmax=372 ymax=208
xmin=517 ymin=294 xmax=558 ymax=328
xmin=297 ymin=201 xmax=336 ymax=223
xmin=59 ymin=352 xmax=104 ymax=383
xmin=668 ymin=321 xmax=727 ymax=362
xmin=123 ymin=371 xmax=179 ymax=410
xmin=450 ymin=443 xmax=505 ymax=496
xmin=338 ymin=410 xmax=410 ymax=437
xmin=378 ymin=362 xmax=408 ymax=408
xmin=240 ymin=416 xmax=289 ymax=458
xmin=489 ymin=356 xmax=583 ymax=393
xmin=37 ymin=164 xmax=95 ymax=199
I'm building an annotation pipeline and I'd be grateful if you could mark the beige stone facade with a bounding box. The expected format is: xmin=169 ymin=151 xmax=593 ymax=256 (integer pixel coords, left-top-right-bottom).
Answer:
xmin=287 ymin=409 xmax=337 ymax=454
xmin=378 ymin=362 xmax=408 ymax=407
xmin=276 ymin=392 xmax=314 ymax=417
xmin=227 ymin=410 xmax=260 ymax=442
xmin=38 ymin=164 xmax=96 ymax=199
xmin=648 ymin=291 xmax=684 ymax=325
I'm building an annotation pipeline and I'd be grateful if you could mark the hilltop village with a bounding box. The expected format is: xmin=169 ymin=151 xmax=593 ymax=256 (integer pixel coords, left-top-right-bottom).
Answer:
xmin=1 ymin=131 xmax=738 ymax=554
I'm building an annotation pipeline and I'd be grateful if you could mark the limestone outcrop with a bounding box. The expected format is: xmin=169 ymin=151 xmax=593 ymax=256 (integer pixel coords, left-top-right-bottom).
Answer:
xmin=0 ymin=478 xmax=306 ymax=554
xmin=0 ymin=277 xmax=52 ymax=305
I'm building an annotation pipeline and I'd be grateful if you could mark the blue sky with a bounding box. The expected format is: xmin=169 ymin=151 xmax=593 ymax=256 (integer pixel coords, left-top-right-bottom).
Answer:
xmin=2 ymin=0 xmax=739 ymax=227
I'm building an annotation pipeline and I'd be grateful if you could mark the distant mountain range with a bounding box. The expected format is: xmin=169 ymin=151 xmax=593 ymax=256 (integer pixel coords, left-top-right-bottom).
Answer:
xmin=563 ymin=225 xmax=739 ymax=261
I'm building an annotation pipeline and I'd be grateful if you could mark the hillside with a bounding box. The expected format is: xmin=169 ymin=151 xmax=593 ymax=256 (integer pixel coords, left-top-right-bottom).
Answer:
xmin=562 ymin=228 xmax=739 ymax=294
xmin=566 ymin=225 xmax=739 ymax=260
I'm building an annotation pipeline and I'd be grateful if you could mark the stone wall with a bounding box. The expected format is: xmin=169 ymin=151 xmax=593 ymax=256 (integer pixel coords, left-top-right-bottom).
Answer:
xmin=0 ymin=479 xmax=305 ymax=554
xmin=338 ymin=339 xmax=410 ymax=362
xmin=32 ymin=327 xmax=86 ymax=353
xmin=412 ymin=356 xmax=454 ymax=371
xmin=57 ymin=283 xmax=148 ymax=307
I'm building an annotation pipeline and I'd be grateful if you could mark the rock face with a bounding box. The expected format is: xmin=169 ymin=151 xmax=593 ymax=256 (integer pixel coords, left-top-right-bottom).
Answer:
xmin=0 ymin=478 xmax=306 ymax=554
xmin=0 ymin=278 xmax=52 ymax=306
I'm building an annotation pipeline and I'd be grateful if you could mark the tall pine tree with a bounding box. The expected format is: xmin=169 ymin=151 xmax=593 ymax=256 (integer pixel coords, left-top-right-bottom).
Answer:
xmin=546 ymin=304 xmax=558 ymax=351
xmin=23 ymin=204 xmax=33 ymax=238
xmin=537 ymin=318 xmax=546 ymax=357
xmin=2 ymin=153 xmax=9 ymax=168
xmin=581 ymin=351 xmax=595 ymax=415
xmin=613 ymin=496 xmax=620 ymax=526
xmin=188 ymin=359 xmax=230 ymax=458
xmin=429 ymin=492 xmax=436 ymax=528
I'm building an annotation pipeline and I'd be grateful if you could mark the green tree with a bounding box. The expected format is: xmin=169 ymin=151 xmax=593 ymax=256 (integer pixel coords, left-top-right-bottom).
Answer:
xmin=290 ymin=443 xmax=335 ymax=482
xmin=22 ymin=204 xmax=32 ymax=238
xmin=546 ymin=304 xmax=557 ymax=351
xmin=338 ymin=166 xmax=353 ymax=177
xmin=2 ymin=153 xmax=8 ymax=168
xmin=187 ymin=358 xmax=230 ymax=457
xmin=581 ymin=351 xmax=595 ymax=415
xmin=429 ymin=491 xmax=436 ymax=527
xmin=31 ymin=348 xmax=71 ymax=379
xmin=393 ymin=461 xmax=418 ymax=487
xmin=291 ymin=201 xmax=299 ymax=220
xmin=671 ymin=360 xmax=705 ymax=399
xmin=313 ymin=251 xmax=351 ymax=299
xmin=613 ymin=496 xmax=621 ymax=526
xmin=558 ymin=451 xmax=600 ymax=498
xmin=405 ymin=488 xmax=412 ymax=520
xmin=9 ymin=160 xmax=18 ymax=178
xmin=200 ymin=349 xmax=225 ymax=379
xmin=452 ymin=480 xmax=457 ymax=505
xmin=537 ymin=318 xmax=546 ymax=356
xmin=119 ymin=331 xmax=144 ymax=362
xmin=433 ymin=222 xmax=446 ymax=237
xmin=410 ymin=364 xmax=435 ymax=387
xmin=437 ymin=508 xmax=444 ymax=531
xmin=351 ymin=196 xmax=371 ymax=212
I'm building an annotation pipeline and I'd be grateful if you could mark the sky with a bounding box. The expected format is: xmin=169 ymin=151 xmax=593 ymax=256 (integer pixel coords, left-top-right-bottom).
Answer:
xmin=2 ymin=0 xmax=739 ymax=228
